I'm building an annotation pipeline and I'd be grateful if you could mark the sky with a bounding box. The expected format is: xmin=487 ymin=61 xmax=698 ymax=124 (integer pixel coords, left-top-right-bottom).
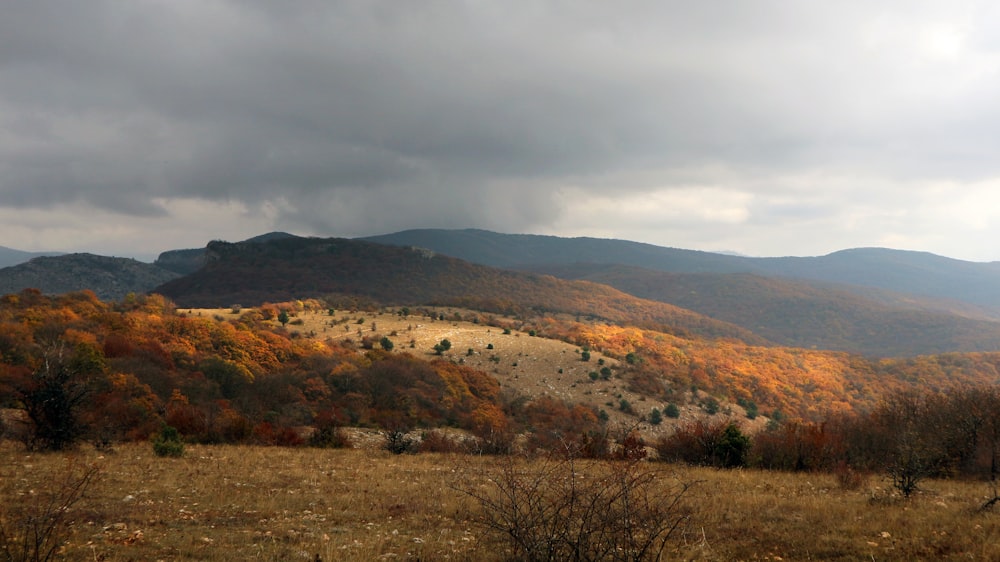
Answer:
xmin=3 ymin=1 xmax=1000 ymax=262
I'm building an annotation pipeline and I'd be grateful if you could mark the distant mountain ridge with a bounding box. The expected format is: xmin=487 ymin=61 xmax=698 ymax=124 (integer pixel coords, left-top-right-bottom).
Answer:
xmin=362 ymin=229 xmax=1000 ymax=310
xmin=0 ymin=246 xmax=64 ymax=268
xmin=0 ymin=253 xmax=179 ymax=301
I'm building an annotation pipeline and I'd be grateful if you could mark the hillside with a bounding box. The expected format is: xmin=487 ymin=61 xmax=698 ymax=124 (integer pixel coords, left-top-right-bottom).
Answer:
xmin=153 ymin=237 xmax=766 ymax=344
xmin=0 ymin=253 xmax=179 ymax=301
xmin=363 ymin=229 xmax=1000 ymax=310
xmin=190 ymin=305 xmax=733 ymax=436
xmin=526 ymin=264 xmax=1000 ymax=357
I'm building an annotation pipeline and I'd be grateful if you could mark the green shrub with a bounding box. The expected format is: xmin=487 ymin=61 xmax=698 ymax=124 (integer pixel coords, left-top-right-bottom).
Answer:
xmin=703 ymin=397 xmax=720 ymax=415
xmin=433 ymin=338 xmax=452 ymax=355
xmin=153 ymin=425 xmax=185 ymax=457
xmin=714 ymin=424 xmax=750 ymax=468
xmin=649 ymin=408 xmax=663 ymax=425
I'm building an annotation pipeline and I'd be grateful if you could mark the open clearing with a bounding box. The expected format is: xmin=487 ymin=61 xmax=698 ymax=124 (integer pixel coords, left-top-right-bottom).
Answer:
xmin=3 ymin=442 xmax=1000 ymax=561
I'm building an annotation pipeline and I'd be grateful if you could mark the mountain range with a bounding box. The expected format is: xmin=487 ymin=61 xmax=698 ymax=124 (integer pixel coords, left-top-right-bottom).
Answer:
xmin=0 ymin=245 xmax=63 ymax=269
xmin=363 ymin=229 xmax=1000 ymax=310
xmin=4 ymin=229 xmax=1000 ymax=356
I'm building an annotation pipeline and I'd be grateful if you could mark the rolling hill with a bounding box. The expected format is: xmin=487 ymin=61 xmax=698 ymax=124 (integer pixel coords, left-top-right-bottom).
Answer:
xmin=152 ymin=236 xmax=767 ymax=344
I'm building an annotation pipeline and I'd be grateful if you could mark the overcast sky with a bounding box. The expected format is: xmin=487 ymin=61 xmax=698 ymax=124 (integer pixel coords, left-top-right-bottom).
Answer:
xmin=3 ymin=1 xmax=1000 ymax=261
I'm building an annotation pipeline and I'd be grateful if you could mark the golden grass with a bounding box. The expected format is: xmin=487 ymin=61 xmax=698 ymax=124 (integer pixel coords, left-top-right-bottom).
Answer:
xmin=3 ymin=441 xmax=1000 ymax=561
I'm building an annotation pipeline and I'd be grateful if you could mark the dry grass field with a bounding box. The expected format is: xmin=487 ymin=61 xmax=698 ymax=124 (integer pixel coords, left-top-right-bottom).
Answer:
xmin=3 ymin=442 xmax=1000 ymax=561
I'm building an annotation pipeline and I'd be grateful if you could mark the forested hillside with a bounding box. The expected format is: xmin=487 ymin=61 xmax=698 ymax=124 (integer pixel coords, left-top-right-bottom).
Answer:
xmin=0 ymin=253 xmax=179 ymax=301
xmin=527 ymin=264 xmax=1000 ymax=356
xmin=154 ymin=236 xmax=765 ymax=344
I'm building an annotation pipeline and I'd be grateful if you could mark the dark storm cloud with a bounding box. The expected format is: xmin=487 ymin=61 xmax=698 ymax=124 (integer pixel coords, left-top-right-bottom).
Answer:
xmin=5 ymin=0 xmax=661 ymax=228
xmin=3 ymin=1 xmax=1000 ymax=258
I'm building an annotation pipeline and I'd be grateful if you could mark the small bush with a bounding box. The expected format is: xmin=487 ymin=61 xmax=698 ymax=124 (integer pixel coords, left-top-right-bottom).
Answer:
xmin=384 ymin=427 xmax=417 ymax=455
xmin=702 ymin=397 xmax=720 ymax=415
xmin=656 ymin=420 xmax=749 ymax=467
xmin=649 ymin=408 xmax=663 ymax=425
xmin=834 ymin=462 xmax=868 ymax=491
xmin=419 ymin=430 xmax=467 ymax=453
xmin=433 ymin=338 xmax=452 ymax=355
xmin=462 ymin=454 xmax=694 ymax=561
xmin=152 ymin=425 xmax=185 ymax=458
xmin=664 ymin=403 xmax=681 ymax=418
xmin=309 ymin=425 xmax=352 ymax=449
xmin=0 ymin=458 xmax=99 ymax=562
xmin=619 ymin=399 xmax=634 ymax=414
xmin=714 ymin=424 xmax=750 ymax=468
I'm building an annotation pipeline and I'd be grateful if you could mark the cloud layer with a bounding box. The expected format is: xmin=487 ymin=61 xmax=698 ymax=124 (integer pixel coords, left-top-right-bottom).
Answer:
xmin=3 ymin=1 xmax=1000 ymax=260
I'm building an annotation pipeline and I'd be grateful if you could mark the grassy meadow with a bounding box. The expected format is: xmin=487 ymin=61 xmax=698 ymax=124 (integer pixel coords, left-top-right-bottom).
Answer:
xmin=3 ymin=441 xmax=1000 ymax=561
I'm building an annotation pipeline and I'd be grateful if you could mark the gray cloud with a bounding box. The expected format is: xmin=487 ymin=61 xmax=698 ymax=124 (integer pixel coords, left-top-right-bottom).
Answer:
xmin=2 ymin=1 xmax=1000 ymax=259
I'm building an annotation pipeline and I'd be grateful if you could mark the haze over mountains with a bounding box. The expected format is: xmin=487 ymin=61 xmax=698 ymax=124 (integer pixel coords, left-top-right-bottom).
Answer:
xmin=4 ymin=228 xmax=1000 ymax=357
